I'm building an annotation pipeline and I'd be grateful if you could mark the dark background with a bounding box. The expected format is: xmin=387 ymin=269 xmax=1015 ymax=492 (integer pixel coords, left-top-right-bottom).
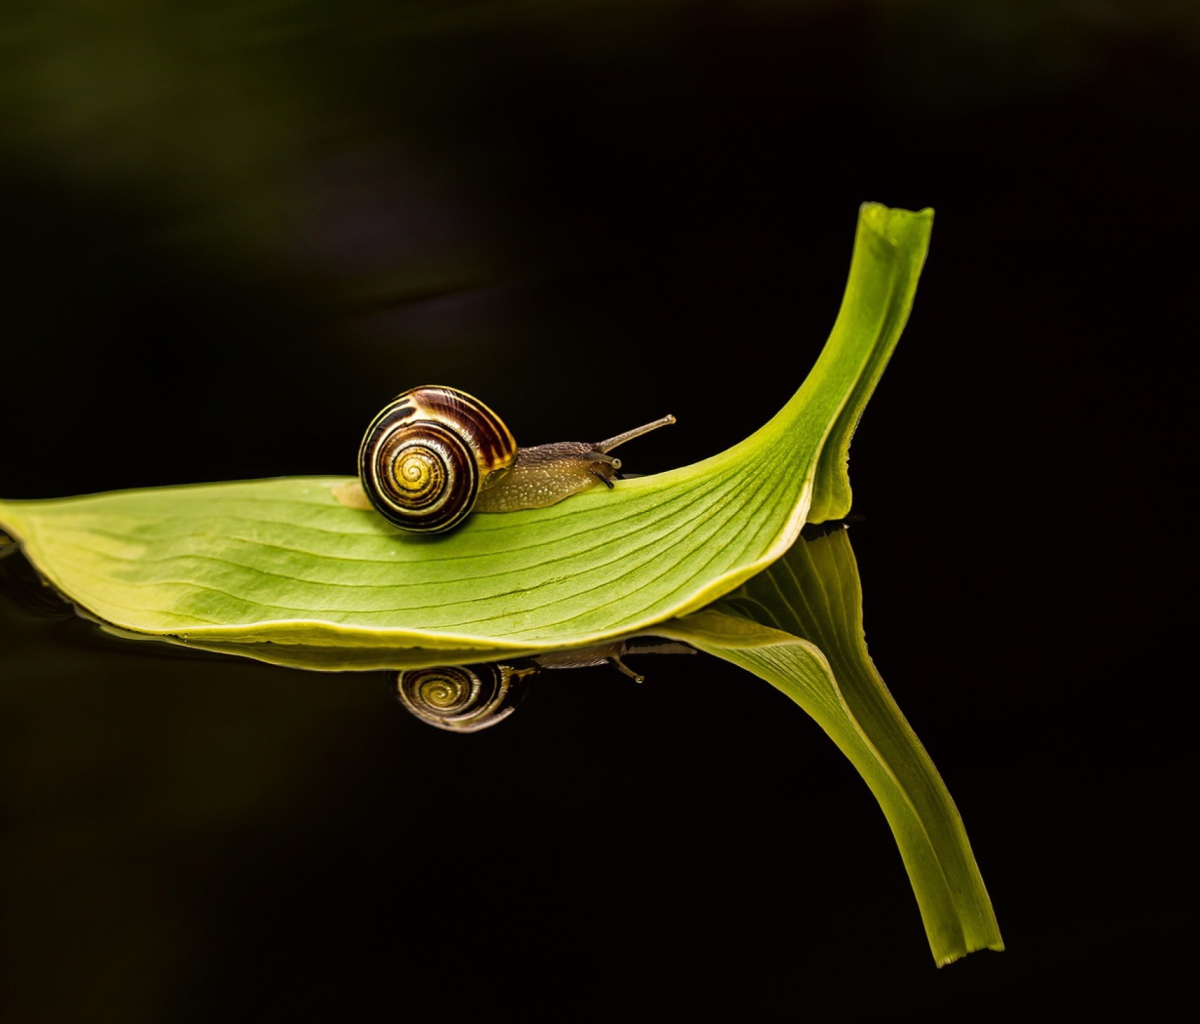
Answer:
xmin=0 ymin=2 xmax=1193 ymax=1020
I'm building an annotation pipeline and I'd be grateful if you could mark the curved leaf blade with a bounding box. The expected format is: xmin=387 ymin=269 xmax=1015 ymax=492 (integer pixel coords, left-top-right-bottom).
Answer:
xmin=661 ymin=526 xmax=1003 ymax=966
xmin=0 ymin=204 xmax=932 ymax=650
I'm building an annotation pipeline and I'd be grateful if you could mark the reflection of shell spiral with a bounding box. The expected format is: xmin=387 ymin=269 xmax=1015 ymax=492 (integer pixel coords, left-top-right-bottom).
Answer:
xmin=359 ymin=386 xmax=518 ymax=533
xmin=396 ymin=663 xmax=532 ymax=732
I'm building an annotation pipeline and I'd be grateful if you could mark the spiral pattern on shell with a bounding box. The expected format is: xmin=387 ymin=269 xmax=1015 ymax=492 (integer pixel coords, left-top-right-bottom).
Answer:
xmin=359 ymin=386 xmax=518 ymax=533
xmin=396 ymin=663 xmax=533 ymax=732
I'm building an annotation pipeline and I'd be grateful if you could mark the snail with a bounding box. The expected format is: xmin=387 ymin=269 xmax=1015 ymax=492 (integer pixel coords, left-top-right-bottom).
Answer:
xmin=396 ymin=639 xmax=695 ymax=732
xmin=334 ymin=385 xmax=675 ymax=533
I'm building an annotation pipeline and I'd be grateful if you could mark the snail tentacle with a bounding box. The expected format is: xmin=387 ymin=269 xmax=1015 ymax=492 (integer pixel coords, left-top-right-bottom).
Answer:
xmin=595 ymin=414 xmax=676 ymax=454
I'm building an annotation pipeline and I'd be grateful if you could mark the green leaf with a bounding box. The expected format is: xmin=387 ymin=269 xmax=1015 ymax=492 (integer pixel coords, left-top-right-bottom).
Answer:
xmin=0 ymin=203 xmax=931 ymax=651
xmin=135 ymin=520 xmax=1004 ymax=966
xmin=659 ymin=526 xmax=1004 ymax=966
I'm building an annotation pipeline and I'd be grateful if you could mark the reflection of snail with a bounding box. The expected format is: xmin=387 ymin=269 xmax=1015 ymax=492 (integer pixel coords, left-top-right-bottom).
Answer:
xmin=396 ymin=639 xmax=695 ymax=732
xmin=335 ymin=385 xmax=675 ymax=533
xmin=397 ymin=662 xmax=538 ymax=733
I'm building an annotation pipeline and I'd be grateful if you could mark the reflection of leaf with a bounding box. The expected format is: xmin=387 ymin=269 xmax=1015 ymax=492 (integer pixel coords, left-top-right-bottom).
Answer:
xmin=93 ymin=619 xmax=542 ymax=673
xmin=660 ymin=526 xmax=1003 ymax=966
xmin=0 ymin=204 xmax=931 ymax=651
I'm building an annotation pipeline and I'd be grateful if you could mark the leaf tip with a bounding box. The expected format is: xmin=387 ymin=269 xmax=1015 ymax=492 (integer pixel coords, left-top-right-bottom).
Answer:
xmin=933 ymin=933 xmax=1006 ymax=967
xmin=859 ymin=202 xmax=935 ymax=245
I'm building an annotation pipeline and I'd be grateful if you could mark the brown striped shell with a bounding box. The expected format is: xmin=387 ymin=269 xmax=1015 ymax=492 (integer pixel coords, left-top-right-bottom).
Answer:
xmin=358 ymin=386 xmax=518 ymax=533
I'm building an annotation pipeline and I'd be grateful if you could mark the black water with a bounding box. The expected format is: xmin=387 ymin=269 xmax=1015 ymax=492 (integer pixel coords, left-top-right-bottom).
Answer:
xmin=0 ymin=5 xmax=1192 ymax=1020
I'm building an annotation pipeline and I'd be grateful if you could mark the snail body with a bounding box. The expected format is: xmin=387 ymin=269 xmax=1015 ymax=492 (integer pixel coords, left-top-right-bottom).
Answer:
xmin=348 ymin=385 xmax=675 ymax=534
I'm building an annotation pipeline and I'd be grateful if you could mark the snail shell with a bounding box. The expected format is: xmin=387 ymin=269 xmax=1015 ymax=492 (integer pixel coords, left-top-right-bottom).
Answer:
xmin=396 ymin=662 xmax=536 ymax=732
xmin=358 ymin=386 xmax=518 ymax=533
